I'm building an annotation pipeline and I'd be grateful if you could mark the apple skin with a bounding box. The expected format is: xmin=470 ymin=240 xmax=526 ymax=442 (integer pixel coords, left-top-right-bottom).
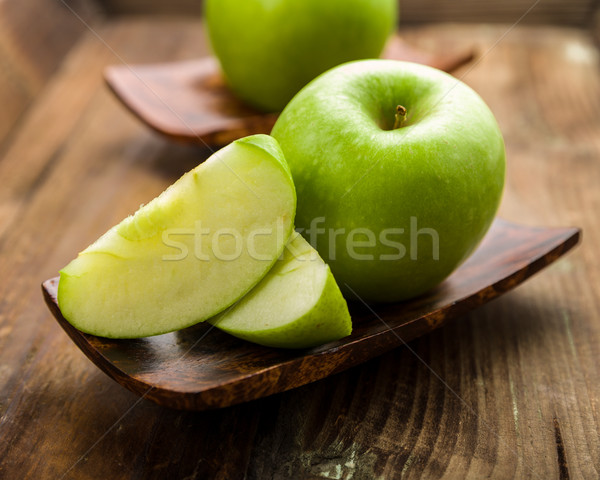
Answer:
xmin=204 ymin=0 xmax=397 ymax=112
xmin=210 ymin=233 xmax=352 ymax=349
xmin=271 ymin=60 xmax=506 ymax=303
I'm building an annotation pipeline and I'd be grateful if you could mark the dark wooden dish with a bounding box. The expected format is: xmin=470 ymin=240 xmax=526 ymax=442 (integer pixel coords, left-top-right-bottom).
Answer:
xmin=104 ymin=35 xmax=475 ymax=145
xmin=42 ymin=219 xmax=580 ymax=411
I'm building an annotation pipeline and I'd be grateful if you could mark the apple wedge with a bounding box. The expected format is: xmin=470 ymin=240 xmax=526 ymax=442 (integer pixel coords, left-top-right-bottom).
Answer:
xmin=209 ymin=232 xmax=352 ymax=349
xmin=58 ymin=135 xmax=296 ymax=338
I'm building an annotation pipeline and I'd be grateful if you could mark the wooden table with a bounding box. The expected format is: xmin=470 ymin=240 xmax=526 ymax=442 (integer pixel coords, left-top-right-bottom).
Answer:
xmin=1 ymin=15 xmax=599 ymax=479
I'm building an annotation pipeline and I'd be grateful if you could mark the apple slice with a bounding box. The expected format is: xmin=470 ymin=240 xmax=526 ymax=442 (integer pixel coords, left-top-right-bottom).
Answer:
xmin=209 ymin=232 xmax=352 ymax=349
xmin=58 ymin=134 xmax=296 ymax=338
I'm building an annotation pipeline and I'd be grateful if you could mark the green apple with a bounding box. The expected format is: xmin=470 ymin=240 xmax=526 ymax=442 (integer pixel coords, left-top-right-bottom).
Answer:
xmin=58 ymin=135 xmax=296 ymax=338
xmin=204 ymin=0 xmax=397 ymax=112
xmin=209 ymin=232 xmax=352 ymax=349
xmin=271 ymin=60 xmax=506 ymax=303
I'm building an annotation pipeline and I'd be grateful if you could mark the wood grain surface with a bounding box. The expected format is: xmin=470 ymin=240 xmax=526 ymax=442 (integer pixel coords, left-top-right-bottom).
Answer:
xmin=0 ymin=0 xmax=97 ymax=148
xmin=0 ymin=16 xmax=599 ymax=480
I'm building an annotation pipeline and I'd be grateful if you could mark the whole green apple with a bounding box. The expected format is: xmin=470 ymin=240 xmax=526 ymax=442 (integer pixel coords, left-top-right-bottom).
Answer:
xmin=271 ymin=60 xmax=506 ymax=303
xmin=204 ymin=0 xmax=397 ymax=112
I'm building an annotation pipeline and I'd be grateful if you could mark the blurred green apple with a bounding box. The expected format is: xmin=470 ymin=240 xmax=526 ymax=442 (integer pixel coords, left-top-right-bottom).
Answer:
xmin=58 ymin=135 xmax=296 ymax=338
xmin=210 ymin=232 xmax=352 ymax=348
xmin=272 ymin=60 xmax=506 ymax=303
xmin=204 ymin=0 xmax=397 ymax=112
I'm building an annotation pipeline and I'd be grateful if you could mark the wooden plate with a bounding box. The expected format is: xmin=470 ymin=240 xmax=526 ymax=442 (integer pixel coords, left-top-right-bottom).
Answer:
xmin=104 ymin=35 xmax=475 ymax=145
xmin=42 ymin=219 xmax=580 ymax=411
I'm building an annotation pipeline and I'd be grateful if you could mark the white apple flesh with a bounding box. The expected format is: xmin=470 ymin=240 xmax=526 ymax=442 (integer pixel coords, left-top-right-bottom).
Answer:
xmin=210 ymin=232 xmax=352 ymax=349
xmin=58 ymin=135 xmax=296 ymax=338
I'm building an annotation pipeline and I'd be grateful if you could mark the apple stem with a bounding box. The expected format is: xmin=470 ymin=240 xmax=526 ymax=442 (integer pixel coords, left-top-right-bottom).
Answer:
xmin=393 ymin=105 xmax=407 ymax=129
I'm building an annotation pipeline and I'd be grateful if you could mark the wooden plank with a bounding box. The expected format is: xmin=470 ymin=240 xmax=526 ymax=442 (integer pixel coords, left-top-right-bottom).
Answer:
xmin=96 ymin=0 xmax=597 ymax=26
xmin=100 ymin=0 xmax=200 ymax=16
xmin=400 ymin=0 xmax=596 ymax=26
xmin=0 ymin=18 xmax=599 ymax=479
xmin=0 ymin=0 xmax=97 ymax=147
xmin=0 ymin=18 xmax=215 ymax=479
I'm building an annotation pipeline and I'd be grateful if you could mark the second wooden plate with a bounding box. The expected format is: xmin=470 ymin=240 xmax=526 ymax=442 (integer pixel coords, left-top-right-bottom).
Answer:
xmin=105 ymin=35 xmax=475 ymax=145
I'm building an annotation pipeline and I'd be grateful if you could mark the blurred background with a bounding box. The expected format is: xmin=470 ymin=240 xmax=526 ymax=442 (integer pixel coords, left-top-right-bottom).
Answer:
xmin=1 ymin=0 xmax=598 ymax=149
xmin=96 ymin=0 xmax=599 ymax=25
